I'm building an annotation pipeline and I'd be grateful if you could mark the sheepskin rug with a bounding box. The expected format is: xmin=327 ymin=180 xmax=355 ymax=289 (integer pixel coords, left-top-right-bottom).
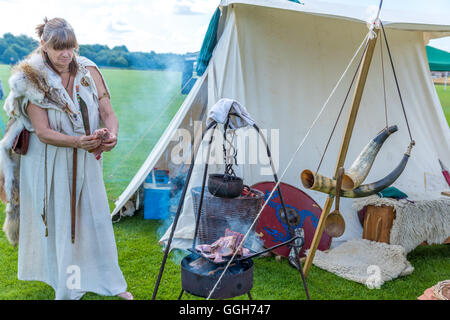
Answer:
xmin=307 ymin=239 xmax=414 ymax=288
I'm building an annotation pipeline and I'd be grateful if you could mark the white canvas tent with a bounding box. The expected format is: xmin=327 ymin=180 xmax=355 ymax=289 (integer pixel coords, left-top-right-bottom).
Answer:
xmin=112 ymin=0 xmax=450 ymax=250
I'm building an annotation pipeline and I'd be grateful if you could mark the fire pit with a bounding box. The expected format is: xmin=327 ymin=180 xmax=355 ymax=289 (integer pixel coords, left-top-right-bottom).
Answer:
xmin=181 ymin=254 xmax=254 ymax=299
xmin=179 ymin=229 xmax=301 ymax=300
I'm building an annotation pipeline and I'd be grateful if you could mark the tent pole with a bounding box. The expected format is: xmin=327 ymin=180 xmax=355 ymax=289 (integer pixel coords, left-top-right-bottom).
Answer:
xmin=303 ymin=28 xmax=380 ymax=277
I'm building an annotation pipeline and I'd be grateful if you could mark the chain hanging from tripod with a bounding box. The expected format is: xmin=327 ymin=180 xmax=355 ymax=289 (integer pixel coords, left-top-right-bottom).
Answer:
xmin=222 ymin=115 xmax=238 ymax=178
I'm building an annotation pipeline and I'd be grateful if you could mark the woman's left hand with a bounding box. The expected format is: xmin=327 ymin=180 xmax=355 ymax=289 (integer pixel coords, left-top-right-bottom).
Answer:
xmin=101 ymin=133 xmax=117 ymax=152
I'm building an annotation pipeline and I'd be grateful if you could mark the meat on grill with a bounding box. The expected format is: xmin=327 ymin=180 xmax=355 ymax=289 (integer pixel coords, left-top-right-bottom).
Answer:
xmin=195 ymin=228 xmax=251 ymax=263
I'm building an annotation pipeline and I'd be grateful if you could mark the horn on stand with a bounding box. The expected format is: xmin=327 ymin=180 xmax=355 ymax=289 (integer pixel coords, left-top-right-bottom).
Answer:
xmin=342 ymin=125 xmax=398 ymax=190
xmin=301 ymin=140 xmax=414 ymax=198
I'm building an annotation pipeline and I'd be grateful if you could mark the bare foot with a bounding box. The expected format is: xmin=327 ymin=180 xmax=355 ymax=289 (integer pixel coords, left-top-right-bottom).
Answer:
xmin=117 ymin=291 xmax=134 ymax=300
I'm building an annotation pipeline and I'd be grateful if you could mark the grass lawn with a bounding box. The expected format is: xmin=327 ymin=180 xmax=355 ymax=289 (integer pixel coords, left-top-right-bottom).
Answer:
xmin=435 ymin=84 xmax=450 ymax=123
xmin=0 ymin=64 xmax=449 ymax=300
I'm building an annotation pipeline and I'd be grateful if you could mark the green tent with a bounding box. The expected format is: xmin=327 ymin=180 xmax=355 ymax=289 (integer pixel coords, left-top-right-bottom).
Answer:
xmin=426 ymin=46 xmax=450 ymax=71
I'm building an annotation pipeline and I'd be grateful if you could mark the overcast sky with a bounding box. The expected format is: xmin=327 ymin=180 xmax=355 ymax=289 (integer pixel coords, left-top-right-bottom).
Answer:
xmin=0 ymin=0 xmax=449 ymax=54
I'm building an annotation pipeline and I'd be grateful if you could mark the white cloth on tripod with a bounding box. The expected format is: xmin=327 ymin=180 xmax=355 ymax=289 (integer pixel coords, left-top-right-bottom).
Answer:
xmin=206 ymin=98 xmax=255 ymax=129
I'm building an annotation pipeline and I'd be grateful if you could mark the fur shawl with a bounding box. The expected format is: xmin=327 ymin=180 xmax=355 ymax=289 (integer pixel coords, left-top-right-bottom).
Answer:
xmin=0 ymin=52 xmax=95 ymax=246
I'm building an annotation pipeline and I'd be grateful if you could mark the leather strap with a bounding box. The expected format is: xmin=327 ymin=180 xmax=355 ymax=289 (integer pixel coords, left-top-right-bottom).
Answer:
xmin=71 ymin=84 xmax=90 ymax=244
xmin=41 ymin=144 xmax=48 ymax=237
xmin=71 ymin=148 xmax=77 ymax=243
xmin=76 ymin=85 xmax=91 ymax=135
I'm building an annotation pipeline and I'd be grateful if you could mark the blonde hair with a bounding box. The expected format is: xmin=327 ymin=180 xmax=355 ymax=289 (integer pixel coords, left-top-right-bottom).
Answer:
xmin=36 ymin=17 xmax=78 ymax=75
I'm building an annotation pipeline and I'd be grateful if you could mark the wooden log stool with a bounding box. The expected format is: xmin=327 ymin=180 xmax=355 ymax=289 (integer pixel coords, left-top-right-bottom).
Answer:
xmin=362 ymin=205 xmax=395 ymax=243
xmin=361 ymin=205 xmax=450 ymax=245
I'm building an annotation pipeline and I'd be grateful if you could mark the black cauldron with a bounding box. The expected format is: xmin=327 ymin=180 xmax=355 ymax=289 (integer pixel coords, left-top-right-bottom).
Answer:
xmin=207 ymin=173 xmax=244 ymax=198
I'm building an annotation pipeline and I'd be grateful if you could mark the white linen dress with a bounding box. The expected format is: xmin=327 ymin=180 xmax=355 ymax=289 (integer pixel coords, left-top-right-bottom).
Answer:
xmin=13 ymin=55 xmax=127 ymax=300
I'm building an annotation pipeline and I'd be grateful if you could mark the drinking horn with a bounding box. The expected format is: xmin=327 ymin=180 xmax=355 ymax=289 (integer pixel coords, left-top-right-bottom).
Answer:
xmin=300 ymin=141 xmax=415 ymax=198
xmin=341 ymin=125 xmax=398 ymax=190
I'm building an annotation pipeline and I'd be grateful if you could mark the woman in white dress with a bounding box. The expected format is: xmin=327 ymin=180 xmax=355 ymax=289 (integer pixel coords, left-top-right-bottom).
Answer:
xmin=1 ymin=17 xmax=133 ymax=300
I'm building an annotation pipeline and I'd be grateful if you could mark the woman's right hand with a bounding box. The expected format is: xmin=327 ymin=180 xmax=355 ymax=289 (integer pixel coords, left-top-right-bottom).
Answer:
xmin=76 ymin=135 xmax=101 ymax=151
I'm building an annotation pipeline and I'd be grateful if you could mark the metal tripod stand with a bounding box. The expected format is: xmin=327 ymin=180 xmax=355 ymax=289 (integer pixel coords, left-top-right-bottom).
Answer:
xmin=152 ymin=111 xmax=310 ymax=300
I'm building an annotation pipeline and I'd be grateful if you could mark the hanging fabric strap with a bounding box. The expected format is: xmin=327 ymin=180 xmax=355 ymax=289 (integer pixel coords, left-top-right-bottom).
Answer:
xmin=71 ymin=148 xmax=77 ymax=243
xmin=70 ymin=85 xmax=92 ymax=244
xmin=76 ymin=85 xmax=91 ymax=135
xmin=41 ymin=144 xmax=48 ymax=237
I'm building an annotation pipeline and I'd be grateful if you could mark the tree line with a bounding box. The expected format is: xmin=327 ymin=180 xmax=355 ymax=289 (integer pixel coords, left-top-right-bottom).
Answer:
xmin=0 ymin=33 xmax=187 ymax=71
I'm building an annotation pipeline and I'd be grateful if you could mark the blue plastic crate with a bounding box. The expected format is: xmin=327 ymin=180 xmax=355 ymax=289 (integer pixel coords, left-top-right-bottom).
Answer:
xmin=144 ymin=169 xmax=171 ymax=220
xmin=144 ymin=186 xmax=171 ymax=220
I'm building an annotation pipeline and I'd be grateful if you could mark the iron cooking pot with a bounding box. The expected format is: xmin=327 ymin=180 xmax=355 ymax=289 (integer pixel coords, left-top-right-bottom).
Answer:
xmin=208 ymin=173 xmax=244 ymax=198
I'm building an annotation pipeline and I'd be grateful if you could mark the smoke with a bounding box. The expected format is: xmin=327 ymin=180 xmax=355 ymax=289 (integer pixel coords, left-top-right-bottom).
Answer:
xmin=104 ymin=60 xmax=187 ymax=190
xmin=224 ymin=215 xmax=265 ymax=254
xmin=154 ymin=162 xmax=189 ymax=265
xmin=131 ymin=69 xmax=182 ymax=138
xmin=169 ymin=248 xmax=189 ymax=265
